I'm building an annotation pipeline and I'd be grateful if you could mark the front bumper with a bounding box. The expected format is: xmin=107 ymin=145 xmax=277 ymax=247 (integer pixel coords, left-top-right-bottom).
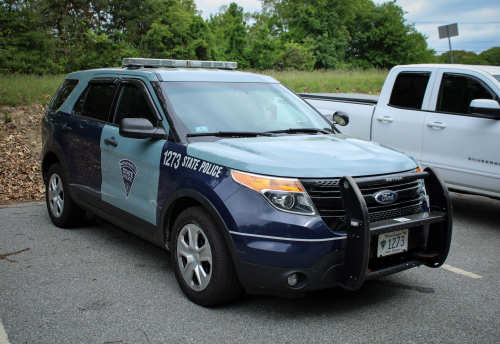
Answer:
xmin=228 ymin=167 xmax=452 ymax=296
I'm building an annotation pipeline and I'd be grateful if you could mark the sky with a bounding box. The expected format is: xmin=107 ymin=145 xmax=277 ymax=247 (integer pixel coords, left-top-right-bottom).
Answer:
xmin=195 ymin=0 xmax=500 ymax=55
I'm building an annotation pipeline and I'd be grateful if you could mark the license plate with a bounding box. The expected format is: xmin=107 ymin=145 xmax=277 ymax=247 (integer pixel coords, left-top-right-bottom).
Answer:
xmin=377 ymin=229 xmax=408 ymax=257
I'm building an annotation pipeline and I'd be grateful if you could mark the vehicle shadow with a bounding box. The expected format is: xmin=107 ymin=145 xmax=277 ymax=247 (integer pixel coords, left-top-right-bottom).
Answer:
xmin=71 ymin=208 xmax=440 ymax=320
xmin=450 ymin=192 xmax=500 ymax=230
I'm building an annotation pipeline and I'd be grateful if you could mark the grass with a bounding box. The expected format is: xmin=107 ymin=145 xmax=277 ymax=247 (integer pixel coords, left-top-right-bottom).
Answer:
xmin=255 ymin=69 xmax=389 ymax=94
xmin=0 ymin=69 xmax=389 ymax=107
xmin=0 ymin=74 xmax=66 ymax=107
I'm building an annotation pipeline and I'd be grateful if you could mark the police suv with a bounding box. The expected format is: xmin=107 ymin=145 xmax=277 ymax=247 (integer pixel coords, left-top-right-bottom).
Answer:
xmin=42 ymin=58 xmax=452 ymax=306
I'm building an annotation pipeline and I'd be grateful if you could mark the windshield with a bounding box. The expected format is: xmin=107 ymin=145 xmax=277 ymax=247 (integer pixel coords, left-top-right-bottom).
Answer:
xmin=162 ymin=82 xmax=331 ymax=134
xmin=494 ymin=75 xmax=500 ymax=83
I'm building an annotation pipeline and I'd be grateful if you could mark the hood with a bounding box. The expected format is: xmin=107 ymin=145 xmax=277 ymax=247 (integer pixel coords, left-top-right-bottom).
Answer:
xmin=187 ymin=134 xmax=417 ymax=178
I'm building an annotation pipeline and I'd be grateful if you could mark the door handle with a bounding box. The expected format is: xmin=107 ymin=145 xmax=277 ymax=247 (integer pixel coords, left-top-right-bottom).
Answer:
xmin=104 ymin=138 xmax=118 ymax=147
xmin=62 ymin=124 xmax=72 ymax=131
xmin=377 ymin=116 xmax=394 ymax=122
xmin=427 ymin=122 xmax=446 ymax=129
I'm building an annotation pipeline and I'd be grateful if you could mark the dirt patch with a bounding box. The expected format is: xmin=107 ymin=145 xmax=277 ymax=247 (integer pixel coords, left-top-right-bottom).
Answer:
xmin=0 ymin=104 xmax=46 ymax=205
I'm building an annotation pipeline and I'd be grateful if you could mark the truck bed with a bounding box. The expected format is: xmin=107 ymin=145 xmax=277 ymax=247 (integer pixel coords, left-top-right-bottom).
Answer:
xmin=299 ymin=93 xmax=379 ymax=104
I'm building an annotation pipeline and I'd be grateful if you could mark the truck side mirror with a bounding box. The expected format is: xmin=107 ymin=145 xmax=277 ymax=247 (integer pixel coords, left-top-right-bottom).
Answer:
xmin=470 ymin=99 xmax=500 ymax=120
xmin=119 ymin=118 xmax=166 ymax=139
xmin=333 ymin=111 xmax=349 ymax=126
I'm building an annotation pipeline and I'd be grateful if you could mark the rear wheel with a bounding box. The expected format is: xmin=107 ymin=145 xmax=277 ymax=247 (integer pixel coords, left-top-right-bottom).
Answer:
xmin=45 ymin=163 xmax=86 ymax=228
xmin=171 ymin=206 xmax=242 ymax=306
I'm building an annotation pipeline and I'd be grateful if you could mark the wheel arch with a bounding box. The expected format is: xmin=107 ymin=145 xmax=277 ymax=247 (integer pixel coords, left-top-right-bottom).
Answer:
xmin=159 ymin=189 xmax=239 ymax=261
xmin=41 ymin=150 xmax=62 ymax=184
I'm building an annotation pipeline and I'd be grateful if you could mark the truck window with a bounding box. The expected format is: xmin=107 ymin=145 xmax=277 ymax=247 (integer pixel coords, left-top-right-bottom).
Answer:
xmin=112 ymin=84 xmax=157 ymax=125
xmin=436 ymin=73 xmax=495 ymax=115
xmin=48 ymin=79 xmax=79 ymax=111
xmin=74 ymin=83 xmax=117 ymax=122
xmin=389 ymin=72 xmax=431 ymax=110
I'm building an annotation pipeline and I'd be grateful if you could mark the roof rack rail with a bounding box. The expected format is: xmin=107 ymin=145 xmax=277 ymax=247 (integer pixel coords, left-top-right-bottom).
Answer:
xmin=122 ymin=58 xmax=237 ymax=70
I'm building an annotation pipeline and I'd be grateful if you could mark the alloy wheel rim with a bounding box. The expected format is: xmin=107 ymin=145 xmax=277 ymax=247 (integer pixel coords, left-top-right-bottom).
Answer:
xmin=177 ymin=223 xmax=212 ymax=291
xmin=48 ymin=173 xmax=64 ymax=218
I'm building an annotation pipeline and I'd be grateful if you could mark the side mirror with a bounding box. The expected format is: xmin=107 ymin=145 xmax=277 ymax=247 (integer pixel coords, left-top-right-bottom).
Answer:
xmin=119 ymin=118 xmax=166 ymax=139
xmin=333 ymin=111 xmax=349 ymax=126
xmin=470 ymin=99 xmax=500 ymax=120
xmin=324 ymin=114 xmax=334 ymax=123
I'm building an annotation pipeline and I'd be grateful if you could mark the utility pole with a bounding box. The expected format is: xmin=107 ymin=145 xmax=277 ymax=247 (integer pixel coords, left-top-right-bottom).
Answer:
xmin=438 ymin=23 xmax=459 ymax=64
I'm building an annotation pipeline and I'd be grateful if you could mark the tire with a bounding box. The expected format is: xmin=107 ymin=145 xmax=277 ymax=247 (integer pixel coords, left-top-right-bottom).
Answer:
xmin=45 ymin=163 xmax=86 ymax=228
xmin=171 ymin=206 xmax=242 ymax=306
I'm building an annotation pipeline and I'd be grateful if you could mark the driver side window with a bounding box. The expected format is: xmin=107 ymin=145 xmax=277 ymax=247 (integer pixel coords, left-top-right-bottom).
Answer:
xmin=436 ymin=73 xmax=494 ymax=115
xmin=113 ymin=83 xmax=157 ymax=125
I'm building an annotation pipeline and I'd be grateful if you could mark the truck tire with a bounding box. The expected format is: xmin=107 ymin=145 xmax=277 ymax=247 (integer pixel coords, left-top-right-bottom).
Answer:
xmin=171 ymin=206 xmax=242 ymax=306
xmin=45 ymin=163 xmax=86 ymax=228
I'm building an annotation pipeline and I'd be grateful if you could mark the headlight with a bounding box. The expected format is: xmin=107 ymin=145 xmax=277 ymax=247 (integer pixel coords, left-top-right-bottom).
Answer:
xmin=231 ymin=170 xmax=318 ymax=216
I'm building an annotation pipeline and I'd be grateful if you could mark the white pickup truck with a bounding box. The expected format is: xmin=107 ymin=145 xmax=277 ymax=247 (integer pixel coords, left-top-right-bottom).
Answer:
xmin=301 ymin=64 xmax=500 ymax=199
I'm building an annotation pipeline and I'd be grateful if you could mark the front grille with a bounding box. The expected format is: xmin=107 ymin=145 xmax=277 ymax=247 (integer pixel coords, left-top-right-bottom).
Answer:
xmin=300 ymin=170 xmax=424 ymax=231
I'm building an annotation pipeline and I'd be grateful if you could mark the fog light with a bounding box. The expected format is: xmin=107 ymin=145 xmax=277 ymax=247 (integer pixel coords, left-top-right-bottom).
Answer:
xmin=287 ymin=273 xmax=299 ymax=286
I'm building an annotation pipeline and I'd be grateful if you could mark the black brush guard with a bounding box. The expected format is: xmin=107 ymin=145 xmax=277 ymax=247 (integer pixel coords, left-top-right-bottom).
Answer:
xmin=337 ymin=167 xmax=452 ymax=291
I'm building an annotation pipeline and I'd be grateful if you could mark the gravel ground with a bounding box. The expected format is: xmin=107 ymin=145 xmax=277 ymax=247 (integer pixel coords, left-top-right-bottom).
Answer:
xmin=0 ymin=193 xmax=499 ymax=343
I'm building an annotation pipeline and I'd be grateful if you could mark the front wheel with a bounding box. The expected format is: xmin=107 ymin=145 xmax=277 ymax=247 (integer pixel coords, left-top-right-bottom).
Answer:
xmin=45 ymin=163 xmax=86 ymax=228
xmin=171 ymin=206 xmax=242 ymax=306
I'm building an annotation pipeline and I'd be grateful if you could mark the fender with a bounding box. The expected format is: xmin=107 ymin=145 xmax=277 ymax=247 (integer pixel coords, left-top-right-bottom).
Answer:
xmin=41 ymin=140 xmax=68 ymax=184
xmin=159 ymin=188 xmax=239 ymax=261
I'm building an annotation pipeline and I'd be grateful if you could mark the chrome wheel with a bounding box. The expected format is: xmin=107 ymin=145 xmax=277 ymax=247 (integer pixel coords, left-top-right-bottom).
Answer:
xmin=48 ymin=173 xmax=64 ymax=218
xmin=177 ymin=223 xmax=213 ymax=292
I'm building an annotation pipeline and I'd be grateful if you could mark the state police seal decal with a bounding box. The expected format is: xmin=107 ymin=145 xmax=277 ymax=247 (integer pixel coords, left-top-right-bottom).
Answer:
xmin=120 ymin=159 xmax=138 ymax=199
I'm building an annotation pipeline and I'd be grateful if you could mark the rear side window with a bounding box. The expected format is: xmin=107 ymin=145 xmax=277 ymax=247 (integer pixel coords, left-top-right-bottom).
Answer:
xmin=113 ymin=84 xmax=157 ymax=125
xmin=48 ymin=79 xmax=79 ymax=111
xmin=77 ymin=83 xmax=117 ymax=122
xmin=436 ymin=73 xmax=495 ymax=114
xmin=389 ymin=72 xmax=431 ymax=110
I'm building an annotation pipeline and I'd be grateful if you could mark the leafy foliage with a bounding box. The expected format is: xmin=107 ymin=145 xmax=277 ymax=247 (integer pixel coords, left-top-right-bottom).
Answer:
xmin=0 ymin=0 xmax=470 ymax=75
xmin=435 ymin=47 xmax=500 ymax=66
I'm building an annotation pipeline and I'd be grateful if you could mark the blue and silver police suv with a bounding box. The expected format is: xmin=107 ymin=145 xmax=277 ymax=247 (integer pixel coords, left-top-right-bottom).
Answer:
xmin=41 ymin=58 xmax=452 ymax=306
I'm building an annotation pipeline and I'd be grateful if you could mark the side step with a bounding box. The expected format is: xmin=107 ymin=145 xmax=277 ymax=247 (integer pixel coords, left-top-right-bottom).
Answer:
xmin=336 ymin=167 xmax=453 ymax=291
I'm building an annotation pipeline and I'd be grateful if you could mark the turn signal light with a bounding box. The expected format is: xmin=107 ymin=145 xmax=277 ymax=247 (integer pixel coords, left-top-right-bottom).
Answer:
xmin=231 ymin=171 xmax=304 ymax=192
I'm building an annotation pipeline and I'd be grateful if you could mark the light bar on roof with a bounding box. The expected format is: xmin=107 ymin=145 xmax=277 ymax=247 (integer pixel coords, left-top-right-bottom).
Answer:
xmin=122 ymin=58 xmax=237 ymax=70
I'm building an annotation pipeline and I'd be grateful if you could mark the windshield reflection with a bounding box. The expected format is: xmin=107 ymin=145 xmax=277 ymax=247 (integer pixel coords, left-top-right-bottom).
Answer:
xmin=161 ymin=82 xmax=331 ymax=135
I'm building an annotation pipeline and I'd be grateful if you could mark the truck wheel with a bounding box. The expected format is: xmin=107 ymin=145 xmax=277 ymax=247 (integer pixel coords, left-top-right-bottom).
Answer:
xmin=45 ymin=163 xmax=86 ymax=228
xmin=171 ymin=206 xmax=242 ymax=306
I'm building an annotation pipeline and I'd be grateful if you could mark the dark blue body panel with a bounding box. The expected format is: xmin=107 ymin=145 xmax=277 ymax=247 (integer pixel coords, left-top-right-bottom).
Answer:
xmin=156 ymin=142 xmax=346 ymax=270
xmin=57 ymin=113 xmax=105 ymax=199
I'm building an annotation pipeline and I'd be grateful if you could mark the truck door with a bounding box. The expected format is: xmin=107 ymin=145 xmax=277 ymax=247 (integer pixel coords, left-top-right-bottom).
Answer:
xmin=100 ymin=79 xmax=166 ymax=236
xmin=422 ymin=70 xmax=500 ymax=196
xmin=371 ymin=69 xmax=437 ymax=162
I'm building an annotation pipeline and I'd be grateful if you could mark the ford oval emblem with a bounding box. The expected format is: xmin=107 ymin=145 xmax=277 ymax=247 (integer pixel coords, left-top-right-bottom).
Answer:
xmin=374 ymin=190 xmax=398 ymax=205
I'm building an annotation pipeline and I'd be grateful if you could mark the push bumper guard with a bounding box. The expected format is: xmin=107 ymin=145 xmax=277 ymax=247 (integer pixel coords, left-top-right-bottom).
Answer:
xmin=338 ymin=166 xmax=452 ymax=291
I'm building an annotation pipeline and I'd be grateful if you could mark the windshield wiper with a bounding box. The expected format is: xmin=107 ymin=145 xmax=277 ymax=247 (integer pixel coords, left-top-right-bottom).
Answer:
xmin=266 ymin=128 xmax=332 ymax=135
xmin=186 ymin=131 xmax=276 ymax=138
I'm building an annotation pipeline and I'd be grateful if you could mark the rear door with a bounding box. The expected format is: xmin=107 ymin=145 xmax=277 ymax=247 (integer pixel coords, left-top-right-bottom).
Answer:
xmin=422 ymin=69 xmax=500 ymax=196
xmin=371 ymin=69 xmax=437 ymax=161
xmin=100 ymin=79 xmax=166 ymax=236
xmin=59 ymin=78 xmax=118 ymax=199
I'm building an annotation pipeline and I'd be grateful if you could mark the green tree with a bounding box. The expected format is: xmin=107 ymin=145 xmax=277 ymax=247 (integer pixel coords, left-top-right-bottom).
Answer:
xmin=0 ymin=0 xmax=56 ymax=74
xmin=347 ymin=1 xmax=434 ymax=68
xmin=478 ymin=47 xmax=500 ymax=66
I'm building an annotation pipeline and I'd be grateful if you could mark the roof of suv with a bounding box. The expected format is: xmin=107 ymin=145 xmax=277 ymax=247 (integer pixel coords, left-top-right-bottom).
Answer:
xmin=67 ymin=67 xmax=279 ymax=83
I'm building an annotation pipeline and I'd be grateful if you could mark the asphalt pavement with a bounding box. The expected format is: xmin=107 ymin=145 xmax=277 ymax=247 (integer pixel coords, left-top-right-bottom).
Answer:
xmin=1 ymin=193 xmax=499 ymax=343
